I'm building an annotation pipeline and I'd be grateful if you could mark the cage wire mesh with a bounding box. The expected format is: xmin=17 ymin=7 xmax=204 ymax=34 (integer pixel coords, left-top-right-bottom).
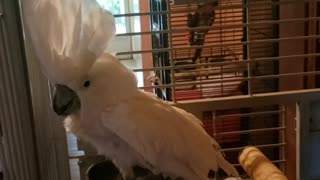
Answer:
xmin=66 ymin=0 xmax=320 ymax=179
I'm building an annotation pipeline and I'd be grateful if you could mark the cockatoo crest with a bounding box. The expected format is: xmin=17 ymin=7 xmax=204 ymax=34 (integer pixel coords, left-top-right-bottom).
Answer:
xmin=21 ymin=0 xmax=116 ymax=86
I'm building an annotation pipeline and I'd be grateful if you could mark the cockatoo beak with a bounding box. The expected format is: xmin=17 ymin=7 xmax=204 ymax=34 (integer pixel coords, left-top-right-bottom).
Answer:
xmin=52 ymin=84 xmax=81 ymax=116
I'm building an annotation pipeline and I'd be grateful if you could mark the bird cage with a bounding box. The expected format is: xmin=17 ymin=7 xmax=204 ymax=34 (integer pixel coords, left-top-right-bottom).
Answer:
xmin=59 ymin=0 xmax=320 ymax=179
xmin=54 ymin=0 xmax=320 ymax=179
xmin=1 ymin=0 xmax=318 ymax=179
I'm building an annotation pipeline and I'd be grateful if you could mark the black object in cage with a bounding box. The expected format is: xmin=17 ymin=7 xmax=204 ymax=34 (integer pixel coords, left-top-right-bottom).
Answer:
xmin=150 ymin=0 xmax=172 ymax=101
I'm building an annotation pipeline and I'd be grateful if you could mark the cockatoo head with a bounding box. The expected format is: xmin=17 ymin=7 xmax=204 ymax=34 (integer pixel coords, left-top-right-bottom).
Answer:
xmin=52 ymin=53 xmax=137 ymax=116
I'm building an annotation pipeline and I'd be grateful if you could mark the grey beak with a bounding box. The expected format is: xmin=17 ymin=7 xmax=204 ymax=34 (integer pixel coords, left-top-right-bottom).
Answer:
xmin=52 ymin=84 xmax=81 ymax=116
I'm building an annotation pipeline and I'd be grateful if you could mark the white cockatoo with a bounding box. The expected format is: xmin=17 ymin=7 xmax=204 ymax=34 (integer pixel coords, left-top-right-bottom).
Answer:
xmin=21 ymin=0 xmax=239 ymax=179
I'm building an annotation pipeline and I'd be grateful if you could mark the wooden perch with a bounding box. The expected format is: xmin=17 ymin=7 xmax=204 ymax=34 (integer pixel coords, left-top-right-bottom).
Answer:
xmin=238 ymin=146 xmax=288 ymax=180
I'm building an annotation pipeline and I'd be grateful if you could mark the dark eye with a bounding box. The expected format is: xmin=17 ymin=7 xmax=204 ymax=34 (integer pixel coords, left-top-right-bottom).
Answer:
xmin=83 ymin=80 xmax=91 ymax=87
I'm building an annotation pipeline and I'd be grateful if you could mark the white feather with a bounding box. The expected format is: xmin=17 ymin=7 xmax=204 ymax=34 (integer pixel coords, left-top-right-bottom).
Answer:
xmin=78 ymin=54 xmax=239 ymax=179
xmin=102 ymin=91 xmax=238 ymax=179
xmin=20 ymin=0 xmax=115 ymax=86
xmin=64 ymin=113 xmax=152 ymax=177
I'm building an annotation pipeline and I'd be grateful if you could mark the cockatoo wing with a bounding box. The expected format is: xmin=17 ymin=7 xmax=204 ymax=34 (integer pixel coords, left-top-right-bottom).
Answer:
xmin=101 ymin=91 xmax=222 ymax=180
xmin=20 ymin=0 xmax=115 ymax=84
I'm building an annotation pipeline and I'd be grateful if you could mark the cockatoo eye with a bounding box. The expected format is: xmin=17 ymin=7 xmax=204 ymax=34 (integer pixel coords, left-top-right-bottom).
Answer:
xmin=83 ymin=80 xmax=91 ymax=87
